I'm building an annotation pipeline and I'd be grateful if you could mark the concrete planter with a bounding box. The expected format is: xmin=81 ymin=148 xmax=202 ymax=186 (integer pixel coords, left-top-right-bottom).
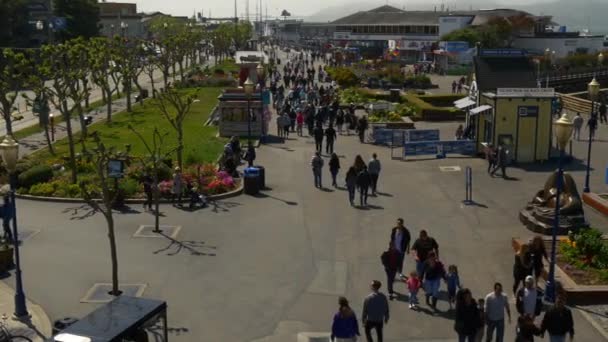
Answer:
xmin=583 ymin=192 xmax=608 ymax=217
xmin=0 ymin=246 xmax=14 ymax=272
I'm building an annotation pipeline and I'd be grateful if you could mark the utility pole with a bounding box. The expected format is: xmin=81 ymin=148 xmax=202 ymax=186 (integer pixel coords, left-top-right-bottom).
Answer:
xmin=246 ymin=0 xmax=250 ymax=22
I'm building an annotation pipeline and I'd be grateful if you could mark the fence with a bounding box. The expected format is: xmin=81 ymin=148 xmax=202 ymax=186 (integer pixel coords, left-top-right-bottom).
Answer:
xmin=403 ymin=139 xmax=476 ymax=160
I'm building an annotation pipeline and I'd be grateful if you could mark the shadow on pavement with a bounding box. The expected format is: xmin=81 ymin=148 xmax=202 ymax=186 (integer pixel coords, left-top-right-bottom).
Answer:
xmin=513 ymin=157 xmax=589 ymax=172
xmin=64 ymin=204 xmax=96 ymax=220
xmin=462 ymin=201 xmax=489 ymax=208
xmin=377 ymin=192 xmax=393 ymax=197
xmin=253 ymin=192 xmax=298 ymax=206
xmin=153 ymin=231 xmax=217 ymax=257
xmin=209 ymin=200 xmax=241 ymax=213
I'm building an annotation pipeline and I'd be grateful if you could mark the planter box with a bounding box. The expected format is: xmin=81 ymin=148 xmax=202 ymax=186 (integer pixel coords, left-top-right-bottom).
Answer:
xmin=583 ymin=192 xmax=608 ymax=217
xmin=513 ymin=237 xmax=608 ymax=305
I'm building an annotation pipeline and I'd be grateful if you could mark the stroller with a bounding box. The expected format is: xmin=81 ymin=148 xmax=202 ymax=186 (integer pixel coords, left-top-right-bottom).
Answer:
xmin=186 ymin=183 xmax=208 ymax=209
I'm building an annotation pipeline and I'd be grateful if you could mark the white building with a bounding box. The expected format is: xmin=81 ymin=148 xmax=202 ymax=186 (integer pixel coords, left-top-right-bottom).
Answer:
xmin=513 ymin=33 xmax=605 ymax=58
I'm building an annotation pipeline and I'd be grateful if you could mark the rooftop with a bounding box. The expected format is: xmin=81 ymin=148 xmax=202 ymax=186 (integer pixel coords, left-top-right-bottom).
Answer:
xmin=332 ymin=6 xmax=442 ymax=26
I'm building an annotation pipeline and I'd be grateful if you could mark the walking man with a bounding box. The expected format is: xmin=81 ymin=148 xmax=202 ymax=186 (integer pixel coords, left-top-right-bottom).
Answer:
xmin=484 ymin=282 xmax=511 ymax=342
xmin=573 ymin=113 xmax=583 ymax=141
xmin=516 ymin=276 xmax=541 ymax=318
xmin=490 ymin=144 xmax=508 ymax=179
xmin=390 ymin=218 xmax=411 ymax=279
xmin=381 ymin=244 xmax=400 ymax=300
xmin=368 ymin=153 xmax=381 ymax=196
xmin=325 ymin=124 xmax=337 ymax=154
xmin=599 ymin=101 xmax=607 ymax=124
xmin=411 ymin=230 xmax=439 ymax=277
xmin=587 ymin=115 xmax=598 ymax=141
xmin=311 ymin=152 xmax=324 ymax=188
xmin=314 ymin=124 xmax=324 ymax=153
xmin=540 ymin=295 xmax=574 ymax=342
xmin=362 ymin=280 xmax=389 ymax=342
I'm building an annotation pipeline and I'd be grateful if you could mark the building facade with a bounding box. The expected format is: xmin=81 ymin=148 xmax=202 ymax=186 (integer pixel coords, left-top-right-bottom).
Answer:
xmin=98 ymin=2 xmax=145 ymax=38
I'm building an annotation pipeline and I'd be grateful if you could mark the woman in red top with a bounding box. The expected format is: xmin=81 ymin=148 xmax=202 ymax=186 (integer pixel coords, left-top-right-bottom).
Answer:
xmin=296 ymin=112 xmax=304 ymax=136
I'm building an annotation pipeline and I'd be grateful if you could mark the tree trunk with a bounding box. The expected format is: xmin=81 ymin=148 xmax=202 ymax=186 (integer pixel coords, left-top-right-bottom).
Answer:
xmin=153 ymin=171 xmax=160 ymax=232
xmin=148 ymin=72 xmax=156 ymax=99
xmin=105 ymin=212 xmax=121 ymax=296
xmin=177 ymin=128 xmax=184 ymax=170
xmin=63 ymin=102 xmax=78 ymax=184
xmin=106 ymin=88 xmax=113 ymax=123
xmin=125 ymin=80 xmax=132 ymax=113
xmin=77 ymin=104 xmax=88 ymax=138
xmin=178 ymin=61 xmax=184 ymax=81
xmin=163 ymin=68 xmax=169 ymax=89
xmin=172 ymin=63 xmax=176 ymax=80
xmin=2 ymin=102 xmax=13 ymax=136
xmin=82 ymin=78 xmax=90 ymax=109
xmin=44 ymin=123 xmax=55 ymax=155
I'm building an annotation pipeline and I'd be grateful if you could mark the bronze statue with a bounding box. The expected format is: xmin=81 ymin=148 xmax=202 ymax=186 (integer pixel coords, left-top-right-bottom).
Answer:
xmin=520 ymin=171 xmax=588 ymax=235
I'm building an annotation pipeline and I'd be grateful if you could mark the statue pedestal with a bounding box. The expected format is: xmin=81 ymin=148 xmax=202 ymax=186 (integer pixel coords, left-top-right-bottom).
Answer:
xmin=519 ymin=205 xmax=589 ymax=235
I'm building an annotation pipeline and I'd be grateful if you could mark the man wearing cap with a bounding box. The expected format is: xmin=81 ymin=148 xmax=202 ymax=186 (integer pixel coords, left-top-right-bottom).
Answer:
xmin=516 ymin=276 xmax=541 ymax=317
xmin=361 ymin=280 xmax=389 ymax=342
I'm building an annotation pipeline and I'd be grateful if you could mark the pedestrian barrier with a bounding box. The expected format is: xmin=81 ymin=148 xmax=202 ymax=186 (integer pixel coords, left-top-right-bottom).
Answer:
xmin=372 ymin=127 xmax=440 ymax=146
xmin=403 ymin=140 xmax=476 ymax=160
xmin=464 ymin=166 xmax=473 ymax=204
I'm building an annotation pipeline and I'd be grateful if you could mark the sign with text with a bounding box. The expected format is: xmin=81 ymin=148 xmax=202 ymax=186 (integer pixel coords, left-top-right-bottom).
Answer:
xmin=518 ymin=106 xmax=539 ymax=117
xmin=404 ymin=140 xmax=476 ymax=158
xmin=479 ymin=49 xmax=526 ymax=57
xmin=497 ymin=88 xmax=555 ymax=98
xmin=372 ymin=128 xmax=440 ymax=146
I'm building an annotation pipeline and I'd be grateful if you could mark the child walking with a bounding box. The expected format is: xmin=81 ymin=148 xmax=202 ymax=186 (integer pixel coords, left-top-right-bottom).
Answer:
xmin=446 ymin=265 xmax=461 ymax=310
xmin=406 ymin=271 xmax=421 ymax=309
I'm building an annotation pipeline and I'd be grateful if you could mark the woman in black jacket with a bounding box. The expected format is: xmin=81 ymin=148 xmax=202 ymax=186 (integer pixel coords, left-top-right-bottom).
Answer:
xmin=329 ymin=153 xmax=340 ymax=188
xmin=454 ymin=288 xmax=481 ymax=342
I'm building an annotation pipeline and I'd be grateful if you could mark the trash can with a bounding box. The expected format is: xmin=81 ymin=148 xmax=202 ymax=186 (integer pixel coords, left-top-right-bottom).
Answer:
xmin=243 ymin=167 xmax=260 ymax=195
xmin=53 ymin=317 xmax=79 ymax=334
xmin=255 ymin=165 xmax=265 ymax=189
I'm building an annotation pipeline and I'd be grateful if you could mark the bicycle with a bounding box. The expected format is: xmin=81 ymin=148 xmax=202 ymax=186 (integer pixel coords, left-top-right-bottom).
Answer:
xmin=0 ymin=314 xmax=33 ymax=342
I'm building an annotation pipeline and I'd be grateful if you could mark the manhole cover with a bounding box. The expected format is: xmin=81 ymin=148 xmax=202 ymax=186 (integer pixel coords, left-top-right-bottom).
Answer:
xmin=439 ymin=166 xmax=461 ymax=172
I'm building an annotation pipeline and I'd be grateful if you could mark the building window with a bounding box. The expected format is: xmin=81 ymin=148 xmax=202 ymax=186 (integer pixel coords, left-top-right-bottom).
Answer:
xmin=398 ymin=26 xmax=405 ymax=34
xmin=424 ymin=26 xmax=430 ymax=34
xmin=405 ymin=26 xmax=411 ymax=33
xmin=363 ymin=26 xmax=368 ymax=33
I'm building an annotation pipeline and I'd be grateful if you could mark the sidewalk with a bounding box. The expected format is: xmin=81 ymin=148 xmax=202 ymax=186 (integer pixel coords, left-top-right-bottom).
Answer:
xmin=0 ymin=281 xmax=52 ymax=341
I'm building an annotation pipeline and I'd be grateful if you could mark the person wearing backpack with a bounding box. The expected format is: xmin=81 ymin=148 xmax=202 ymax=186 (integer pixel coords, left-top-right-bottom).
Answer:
xmin=311 ymin=152 xmax=324 ymax=189
xmin=356 ymin=166 xmax=371 ymax=207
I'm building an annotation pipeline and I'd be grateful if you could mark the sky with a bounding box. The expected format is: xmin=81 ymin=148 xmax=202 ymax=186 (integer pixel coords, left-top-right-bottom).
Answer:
xmin=107 ymin=0 xmax=555 ymax=19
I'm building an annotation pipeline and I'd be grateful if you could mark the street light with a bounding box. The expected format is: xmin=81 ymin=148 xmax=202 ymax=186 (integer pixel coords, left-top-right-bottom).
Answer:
xmin=584 ymin=77 xmax=600 ymax=193
xmin=35 ymin=20 xmax=44 ymax=31
xmin=545 ymin=113 xmax=574 ymax=304
xmin=0 ymin=136 xmax=28 ymax=318
xmin=49 ymin=113 xmax=55 ymax=141
xmin=244 ymin=77 xmax=254 ymax=145
xmin=120 ymin=21 xmax=128 ymax=37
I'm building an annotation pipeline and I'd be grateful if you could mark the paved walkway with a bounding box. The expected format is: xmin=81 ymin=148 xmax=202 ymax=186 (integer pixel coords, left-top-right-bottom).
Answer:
xmin=0 ymin=281 xmax=52 ymax=341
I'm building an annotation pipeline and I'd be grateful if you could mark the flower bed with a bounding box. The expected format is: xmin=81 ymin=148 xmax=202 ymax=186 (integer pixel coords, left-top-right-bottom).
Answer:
xmin=558 ymin=228 xmax=608 ymax=285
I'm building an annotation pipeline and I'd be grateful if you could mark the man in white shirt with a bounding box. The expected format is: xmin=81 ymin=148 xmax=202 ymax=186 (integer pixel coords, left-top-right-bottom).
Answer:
xmin=516 ymin=276 xmax=539 ymax=317
xmin=485 ymin=282 xmax=511 ymax=342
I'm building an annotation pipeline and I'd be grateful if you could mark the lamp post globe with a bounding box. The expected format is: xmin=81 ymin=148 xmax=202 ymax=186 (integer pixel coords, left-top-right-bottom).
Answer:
xmin=0 ymin=136 xmax=19 ymax=173
xmin=588 ymin=77 xmax=600 ymax=100
xmin=244 ymin=77 xmax=254 ymax=97
xmin=599 ymin=52 xmax=605 ymax=65
xmin=256 ymin=63 xmax=264 ymax=78
xmin=554 ymin=113 xmax=574 ymax=150
xmin=35 ymin=20 xmax=44 ymax=31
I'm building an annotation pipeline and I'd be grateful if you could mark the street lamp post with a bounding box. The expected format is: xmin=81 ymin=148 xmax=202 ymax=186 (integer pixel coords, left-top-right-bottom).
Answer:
xmin=584 ymin=77 xmax=600 ymax=193
xmin=545 ymin=114 xmax=574 ymax=304
xmin=0 ymin=136 xmax=29 ymax=318
xmin=244 ymin=77 xmax=254 ymax=146
xmin=49 ymin=113 xmax=55 ymax=141
xmin=120 ymin=22 xmax=128 ymax=38
xmin=256 ymin=64 xmax=266 ymax=142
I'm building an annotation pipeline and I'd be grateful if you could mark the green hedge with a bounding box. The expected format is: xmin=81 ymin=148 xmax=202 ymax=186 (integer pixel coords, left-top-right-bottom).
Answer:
xmin=18 ymin=165 xmax=54 ymax=188
xmin=402 ymin=94 xmax=465 ymax=121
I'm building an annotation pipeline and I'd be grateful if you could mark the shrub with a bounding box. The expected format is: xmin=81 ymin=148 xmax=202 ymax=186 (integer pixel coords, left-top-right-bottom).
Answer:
xmin=339 ymin=88 xmax=370 ymax=104
xmin=119 ymin=178 xmax=141 ymax=198
xmin=18 ymin=165 xmax=54 ymax=188
xmin=404 ymin=75 xmax=432 ymax=89
xmin=28 ymin=182 xmax=56 ymax=197
xmin=326 ymin=67 xmax=360 ymax=88
xmin=53 ymin=181 xmax=82 ymax=198
xmin=560 ymin=228 xmax=608 ymax=269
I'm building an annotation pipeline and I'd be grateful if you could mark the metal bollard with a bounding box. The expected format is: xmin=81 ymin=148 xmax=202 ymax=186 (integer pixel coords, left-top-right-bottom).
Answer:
xmin=464 ymin=166 xmax=473 ymax=204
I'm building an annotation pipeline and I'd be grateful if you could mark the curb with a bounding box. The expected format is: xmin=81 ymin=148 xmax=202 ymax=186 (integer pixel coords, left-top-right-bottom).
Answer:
xmin=15 ymin=180 xmax=244 ymax=204
xmin=578 ymin=307 xmax=608 ymax=341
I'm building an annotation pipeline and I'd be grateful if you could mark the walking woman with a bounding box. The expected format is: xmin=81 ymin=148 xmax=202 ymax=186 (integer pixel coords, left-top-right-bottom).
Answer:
xmin=330 ymin=297 xmax=360 ymax=342
xmin=528 ymin=236 xmax=547 ymax=283
xmin=454 ymin=288 xmax=481 ymax=342
xmin=513 ymin=243 xmax=533 ymax=295
xmin=421 ymin=252 xmax=445 ymax=310
xmin=329 ymin=153 xmax=341 ymax=187
xmin=345 ymin=167 xmax=358 ymax=206
xmin=353 ymin=155 xmax=366 ymax=173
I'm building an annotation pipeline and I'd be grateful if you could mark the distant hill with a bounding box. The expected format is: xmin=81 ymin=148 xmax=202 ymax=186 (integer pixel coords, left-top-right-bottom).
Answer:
xmin=305 ymin=0 xmax=608 ymax=35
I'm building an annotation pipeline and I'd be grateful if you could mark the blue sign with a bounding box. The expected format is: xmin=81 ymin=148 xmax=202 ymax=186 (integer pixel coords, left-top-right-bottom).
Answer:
xmin=479 ymin=49 xmax=527 ymax=58
xmin=443 ymin=41 xmax=470 ymax=53
xmin=518 ymin=106 xmax=539 ymax=117
xmin=52 ymin=17 xmax=67 ymax=30
xmin=404 ymin=140 xmax=476 ymax=158
xmin=372 ymin=128 xmax=440 ymax=146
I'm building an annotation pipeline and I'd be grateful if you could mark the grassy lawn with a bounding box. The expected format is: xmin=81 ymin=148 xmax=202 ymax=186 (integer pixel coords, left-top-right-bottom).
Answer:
xmin=30 ymin=87 xmax=225 ymax=166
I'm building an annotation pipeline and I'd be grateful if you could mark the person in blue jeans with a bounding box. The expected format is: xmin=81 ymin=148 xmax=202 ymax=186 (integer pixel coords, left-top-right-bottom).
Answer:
xmin=311 ymin=152 xmax=324 ymax=188
xmin=484 ymin=282 xmax=511 ymax=342
xmin=345 ymin=166 xmax=358 ymax=206
xmin=412 ymin=230 xmax=439 ymax=278
xmin=421 ymin=252 xmax=445 ymax=310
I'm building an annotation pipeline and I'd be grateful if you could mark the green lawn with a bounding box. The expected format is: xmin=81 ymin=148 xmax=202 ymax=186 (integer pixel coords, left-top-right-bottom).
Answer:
xmin=30 ymin=87 xmax=225 ymax=166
